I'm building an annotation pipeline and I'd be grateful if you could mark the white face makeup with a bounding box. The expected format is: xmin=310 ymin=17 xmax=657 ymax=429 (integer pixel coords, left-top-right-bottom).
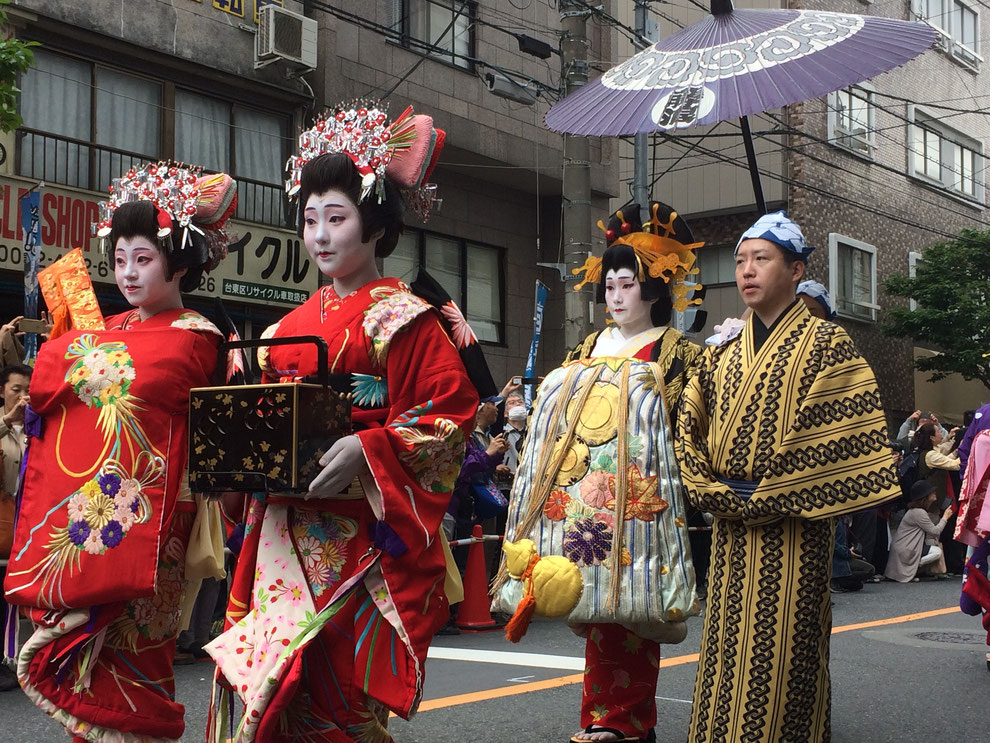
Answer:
xmin=604 ymin=268 xmax=653 ymax=337
xmin=302 ymin=189 xmax=380 ymax=294
xmin=113 ymin=236 xmax=184 ymax=320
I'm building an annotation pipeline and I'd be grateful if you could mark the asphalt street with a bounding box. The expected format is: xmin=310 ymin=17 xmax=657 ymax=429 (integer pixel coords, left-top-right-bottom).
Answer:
xmin=0 ymin=579 xmax=983 ymax=742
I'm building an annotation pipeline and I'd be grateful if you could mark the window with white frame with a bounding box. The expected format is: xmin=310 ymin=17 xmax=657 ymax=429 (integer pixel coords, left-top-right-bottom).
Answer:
xmin=17 ymin=48 xmax=291 ymax=227
xmin=908 ymin=251 xmax=924 ymax=311
xmin=828 ymin=234 xmax=878 ymax=322
xmin=912 ymin=0 xmax=981 ymax=69
xmin=383 ymin=228 xmax=504 ymax=343
xmin=389 ymin=0 xmax=475 ymax=70
xmin=908 ymin=108 xmax=984 ymax=201
xmin=826 ymin=85 xmax=875 ymax=158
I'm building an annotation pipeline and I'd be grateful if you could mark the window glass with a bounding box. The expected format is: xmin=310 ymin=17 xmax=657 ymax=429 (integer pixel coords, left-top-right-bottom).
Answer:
xmin=233 ymin=107 xmax=286 ymax=225
xmin=836 ymin=242 xmax=874 ymax=321
xmin=383 ymin=231 xmax=420 ymax=282
xmin=466 ymin=243 xmax=500 ymax=343
xmin=407 ymin=0 xmax=472 ymax=68
xmin=176 ymin=90 xmax=231 ymax=172
xmin=95 ymin=68 xmax=161 ymax=187
xmin=425 ymin=234 xmax=462 ymax=301
xmin=18 ymin=50 xmax=92 ymax=187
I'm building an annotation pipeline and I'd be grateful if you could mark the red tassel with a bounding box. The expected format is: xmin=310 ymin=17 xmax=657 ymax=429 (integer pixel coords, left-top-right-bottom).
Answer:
xmin=504 ymin=593 xmax=536 ymax=643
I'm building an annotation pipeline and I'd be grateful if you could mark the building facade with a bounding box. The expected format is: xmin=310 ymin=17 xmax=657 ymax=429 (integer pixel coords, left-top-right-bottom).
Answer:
xmin=1 ymin=0 xmax=621 ymax=382
xmin=616 ymin=0 xmax=990 ymax=424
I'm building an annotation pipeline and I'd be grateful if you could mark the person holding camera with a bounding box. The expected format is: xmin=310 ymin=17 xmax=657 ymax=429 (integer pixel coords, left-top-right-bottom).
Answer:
xmin=1 ymin=363 xmax=31 ymax=693
xmin=886 ymin=481 xmax=955 ymax=582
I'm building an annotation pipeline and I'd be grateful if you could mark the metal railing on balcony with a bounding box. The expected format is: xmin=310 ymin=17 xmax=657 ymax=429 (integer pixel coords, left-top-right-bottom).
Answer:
xmin=16 ymin=128 xmax=289 ymax=228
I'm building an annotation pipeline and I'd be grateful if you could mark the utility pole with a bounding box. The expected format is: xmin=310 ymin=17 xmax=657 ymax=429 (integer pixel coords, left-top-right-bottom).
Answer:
xmin=559 ymin=1 xmax=593 ymax=349
xmin=632 ymin=0 xmax=652 ymax=209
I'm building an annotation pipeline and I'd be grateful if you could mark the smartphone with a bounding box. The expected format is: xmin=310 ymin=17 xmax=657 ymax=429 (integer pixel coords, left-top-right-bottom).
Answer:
xmin=18 ymin=318 xmax=48 ymax=334
xmin=511 ymin=376 xmax=522 ymax=385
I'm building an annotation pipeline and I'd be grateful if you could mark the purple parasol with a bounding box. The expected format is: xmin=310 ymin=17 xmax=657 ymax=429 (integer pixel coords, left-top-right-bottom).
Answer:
xmin=545 ymin=6 xmax=936 ymax=136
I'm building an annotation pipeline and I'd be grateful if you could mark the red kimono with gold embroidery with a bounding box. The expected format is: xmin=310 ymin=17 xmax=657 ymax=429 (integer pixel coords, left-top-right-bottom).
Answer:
xmin=3 ymin=308 xmax=222 ymax=743
xmin=207 ymin=278 xmax=476 ymax=743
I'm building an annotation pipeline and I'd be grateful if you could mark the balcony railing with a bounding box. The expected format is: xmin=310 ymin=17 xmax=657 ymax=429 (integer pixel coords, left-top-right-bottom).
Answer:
xmin=16 ymin=128 xmax=288 ymax=228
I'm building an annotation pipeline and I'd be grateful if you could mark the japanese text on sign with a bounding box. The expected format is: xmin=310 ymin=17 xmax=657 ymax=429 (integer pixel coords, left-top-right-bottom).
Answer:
xmin=0 ymin=177 xmax=317 ymax=308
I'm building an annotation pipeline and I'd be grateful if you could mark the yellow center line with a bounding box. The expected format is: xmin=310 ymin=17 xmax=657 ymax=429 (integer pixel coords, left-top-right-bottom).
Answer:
xmin=415 ymin=605 xmax=959 ymax=713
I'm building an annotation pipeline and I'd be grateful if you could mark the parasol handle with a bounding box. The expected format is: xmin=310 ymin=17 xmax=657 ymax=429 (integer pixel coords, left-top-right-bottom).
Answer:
xmin=739 ymin=116 xmax=767 ymax=215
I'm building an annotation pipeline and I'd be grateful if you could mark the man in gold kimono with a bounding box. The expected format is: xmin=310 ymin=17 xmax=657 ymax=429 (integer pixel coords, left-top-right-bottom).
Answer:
xmin=675 ymin=212 xmax=900 ymax=743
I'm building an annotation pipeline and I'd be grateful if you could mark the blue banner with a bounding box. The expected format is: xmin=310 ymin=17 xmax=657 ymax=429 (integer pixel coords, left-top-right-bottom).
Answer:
xmin=20 ymin=190 xmax=41 ymax=363
xmin=523 ymin=281 xmax=548 ymax=408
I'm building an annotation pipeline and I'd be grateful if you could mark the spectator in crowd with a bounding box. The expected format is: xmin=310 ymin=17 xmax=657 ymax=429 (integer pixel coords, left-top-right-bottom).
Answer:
xmin=1 ymin=363 xmax=31 ymax=692
xmin=502 ymin=404 xmax=527 ymax=477
xmin=0 ymin=313 xmax=52 ymax=367
xmin=886 ymin=481 xmax=954 ymax=582
xmin=796 ymin=279 xmax=837 ymax=320
xmin=489 ymin=380 xmax=522 ymax=436
xmin=915 ymin=421 xmax=964 ymax=573
xmin=897 ymin=409 xmax=949 ymax=450
xmin=831 ymin=516 xmax=875 ymax=592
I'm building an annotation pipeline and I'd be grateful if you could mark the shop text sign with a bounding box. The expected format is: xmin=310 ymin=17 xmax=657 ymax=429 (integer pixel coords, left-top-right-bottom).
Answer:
xmin=0 ymin=178 xmax=316 ymax=307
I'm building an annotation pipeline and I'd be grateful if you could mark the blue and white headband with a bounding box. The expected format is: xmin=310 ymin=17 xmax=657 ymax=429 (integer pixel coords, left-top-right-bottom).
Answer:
xmin=796 ymin=280 xmax=837 ymax=319
xmin=734 ymin=211 xmax=814 ymax=262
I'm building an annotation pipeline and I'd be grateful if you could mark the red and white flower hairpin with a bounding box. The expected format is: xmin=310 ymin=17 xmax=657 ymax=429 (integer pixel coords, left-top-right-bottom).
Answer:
xmin=286 ymin=101 xmax=446 ymax=221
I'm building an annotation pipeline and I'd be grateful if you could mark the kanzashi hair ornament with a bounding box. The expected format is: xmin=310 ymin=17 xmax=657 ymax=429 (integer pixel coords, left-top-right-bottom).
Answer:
xmin=94 ymin=161 xmax=203 ymax=255
xmin=285 ymin=101 xmax=446 ymax=221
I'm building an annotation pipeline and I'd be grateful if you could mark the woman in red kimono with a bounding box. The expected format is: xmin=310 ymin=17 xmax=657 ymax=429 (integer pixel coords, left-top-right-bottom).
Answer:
xmin=4 ymin=164 xmax=235 ymax=742
xmin=206 ymin=103 xmax=477 ymax=743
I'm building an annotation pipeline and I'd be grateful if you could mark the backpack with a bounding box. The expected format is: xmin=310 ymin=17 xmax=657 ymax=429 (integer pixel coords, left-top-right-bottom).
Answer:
xmin=896 ymin=449 xmax=921 ymax=503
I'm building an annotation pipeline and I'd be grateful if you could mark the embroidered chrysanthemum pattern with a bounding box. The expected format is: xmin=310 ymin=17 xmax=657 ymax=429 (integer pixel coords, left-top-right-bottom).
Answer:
xmin=64 ymin=468 xmax=151 ymax=556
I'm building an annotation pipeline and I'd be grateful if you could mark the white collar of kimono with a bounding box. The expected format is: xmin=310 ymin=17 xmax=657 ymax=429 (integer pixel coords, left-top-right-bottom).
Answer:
xmin=591 ymin=325 xmax=666 ymax=359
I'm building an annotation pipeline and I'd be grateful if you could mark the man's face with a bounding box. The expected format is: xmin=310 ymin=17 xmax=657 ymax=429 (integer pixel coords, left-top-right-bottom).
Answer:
xmin=735 ymin=238 xmax=803 ymax=315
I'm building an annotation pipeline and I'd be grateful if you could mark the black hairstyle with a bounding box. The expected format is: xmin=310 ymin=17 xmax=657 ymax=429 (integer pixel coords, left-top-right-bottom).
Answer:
xmin=1 ymin=363 xmax=32 ymax=388
xmin=108 ymin=200 xmax=207 ymax=293
xmin=913 ymin=422 xmax=937 ymax=452
xmin=296 ymin=152 xmax=405 ymax=258
xmin=595 ymin=201 xmax=699 ymax=328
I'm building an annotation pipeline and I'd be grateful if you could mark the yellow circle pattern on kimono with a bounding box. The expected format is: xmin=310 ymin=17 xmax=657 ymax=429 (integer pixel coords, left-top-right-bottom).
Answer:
xmin=551 ymin=435 xmax=591 ymax=487
xmin=567 ymin=382 xmax=620 ymax=446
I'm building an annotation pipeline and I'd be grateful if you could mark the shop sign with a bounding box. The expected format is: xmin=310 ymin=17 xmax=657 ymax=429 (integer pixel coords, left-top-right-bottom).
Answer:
xmin=0 ymin=177 xmax=317 ymax=307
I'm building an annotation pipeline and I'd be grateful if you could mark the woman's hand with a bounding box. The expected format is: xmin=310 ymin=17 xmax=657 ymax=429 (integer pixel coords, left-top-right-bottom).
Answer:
xmin=942 ymin=505 xmax=954 ymax=521
xmin=486 ymin=433 xmax=510 ymax=456
xmin=307 ymin=435 xmax=368 ymax=500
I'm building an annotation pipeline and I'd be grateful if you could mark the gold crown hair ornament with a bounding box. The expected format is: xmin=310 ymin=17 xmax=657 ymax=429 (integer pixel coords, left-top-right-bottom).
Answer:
xmin=572 ymin=203 xmax=706 ymax=313
xmin=285 ymin=101 xmax=446 ymax=221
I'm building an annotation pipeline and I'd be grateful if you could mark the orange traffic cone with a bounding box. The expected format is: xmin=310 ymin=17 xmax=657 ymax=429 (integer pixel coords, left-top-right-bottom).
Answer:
xmin=456 ymin=524 xmax=498 ymax=632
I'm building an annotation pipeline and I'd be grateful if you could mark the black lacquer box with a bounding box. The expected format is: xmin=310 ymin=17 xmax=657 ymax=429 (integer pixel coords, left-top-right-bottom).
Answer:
xmin=188 ymin=336 xmax=351 ymax=494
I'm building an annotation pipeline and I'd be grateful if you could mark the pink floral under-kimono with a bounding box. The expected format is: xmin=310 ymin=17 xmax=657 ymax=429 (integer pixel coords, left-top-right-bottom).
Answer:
xmin=208 ymin=278 xmax=477 ymax=743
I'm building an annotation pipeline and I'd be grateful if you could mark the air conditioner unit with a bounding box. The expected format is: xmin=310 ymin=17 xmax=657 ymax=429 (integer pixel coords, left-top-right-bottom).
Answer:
xmin=257 ymin=5 xmax=318 ymax=69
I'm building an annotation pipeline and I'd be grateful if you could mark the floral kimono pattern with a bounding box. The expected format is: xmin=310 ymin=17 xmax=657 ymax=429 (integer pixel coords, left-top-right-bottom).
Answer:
xmin=4 ymin=308 xmax=221 ymax=743
xmin=209 ymin=278 xmax=476 ymax=743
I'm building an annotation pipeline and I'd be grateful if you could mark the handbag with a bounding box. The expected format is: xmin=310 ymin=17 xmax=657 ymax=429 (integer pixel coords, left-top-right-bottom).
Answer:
xmin=472 ymin=478 xmax=508 ymax=520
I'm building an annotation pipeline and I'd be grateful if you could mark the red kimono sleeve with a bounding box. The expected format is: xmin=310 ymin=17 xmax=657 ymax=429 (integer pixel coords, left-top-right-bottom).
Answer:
xmin=358 ymin=311 xmax=477 ymax=551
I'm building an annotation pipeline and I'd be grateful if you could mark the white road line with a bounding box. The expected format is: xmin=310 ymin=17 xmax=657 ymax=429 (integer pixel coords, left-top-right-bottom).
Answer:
xmin=427 ymin=646 xmax=585 ymax=670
